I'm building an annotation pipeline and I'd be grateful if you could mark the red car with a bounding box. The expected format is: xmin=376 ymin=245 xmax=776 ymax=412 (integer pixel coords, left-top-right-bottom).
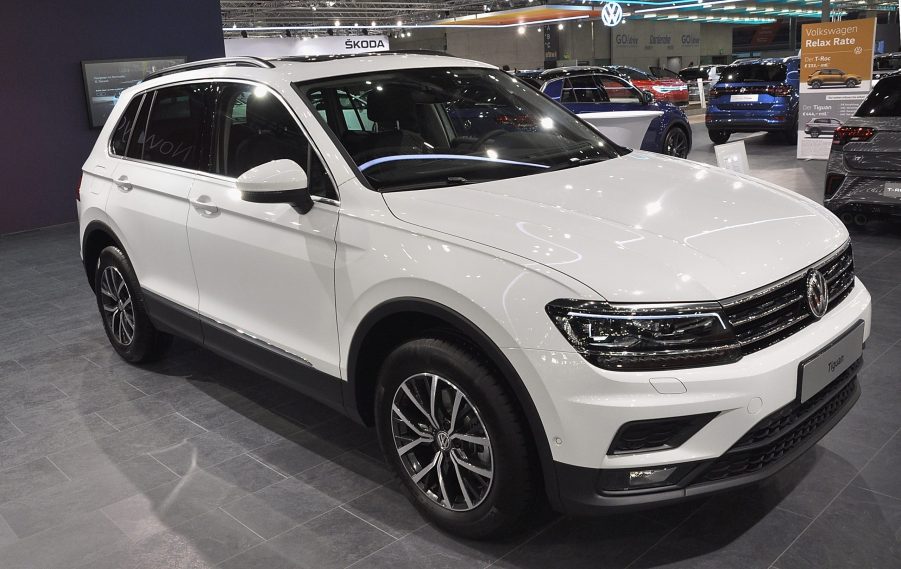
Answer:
xmin=602 ymin=65 xmax=690 ymax=106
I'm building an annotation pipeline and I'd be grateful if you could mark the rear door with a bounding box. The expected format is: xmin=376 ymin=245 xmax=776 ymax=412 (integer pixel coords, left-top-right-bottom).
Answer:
xmin=105 ymin=83 xmax=208 ymax=314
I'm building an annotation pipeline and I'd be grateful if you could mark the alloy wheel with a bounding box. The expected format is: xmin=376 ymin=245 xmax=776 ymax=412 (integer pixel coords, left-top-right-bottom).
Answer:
xmin=390 ymin=373 xmax=494 ymax=512
xmin=99 ymin=266 xmax=136 ymax=346
xmin=664 ymin=128 xmax=689 ymax=158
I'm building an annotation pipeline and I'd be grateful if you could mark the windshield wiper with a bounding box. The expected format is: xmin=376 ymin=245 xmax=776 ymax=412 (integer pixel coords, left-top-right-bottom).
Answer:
xmin=547 ymin=156 xmax=610 ymax=171
xmin=378 ymin=176 xmax=493 ymax=192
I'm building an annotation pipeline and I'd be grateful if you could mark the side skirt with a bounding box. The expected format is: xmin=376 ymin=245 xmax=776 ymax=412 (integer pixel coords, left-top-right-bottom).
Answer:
xmin=143 ymin=290 xmax=345 ymax=414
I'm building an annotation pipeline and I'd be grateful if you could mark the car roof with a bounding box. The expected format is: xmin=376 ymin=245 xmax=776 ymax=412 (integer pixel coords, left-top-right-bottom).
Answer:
xmin=128 ymin=52 xmax=494 ymax=97
xmin=538 ymin=70 xmax=635 ymax=87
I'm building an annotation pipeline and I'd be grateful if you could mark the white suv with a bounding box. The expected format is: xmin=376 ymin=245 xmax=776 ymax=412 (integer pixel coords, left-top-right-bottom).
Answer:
xmin=78 ymin=54 xmax=872 ymax=539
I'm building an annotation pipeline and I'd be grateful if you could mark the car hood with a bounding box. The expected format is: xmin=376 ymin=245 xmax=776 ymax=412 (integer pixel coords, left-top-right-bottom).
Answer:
xmin=382 ymin=152 xmax=848 ymax=303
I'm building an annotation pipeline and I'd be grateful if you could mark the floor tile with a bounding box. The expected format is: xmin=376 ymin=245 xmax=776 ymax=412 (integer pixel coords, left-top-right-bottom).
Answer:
xmin=221 ymin=476 xmax=342 ymax=538
xmin=775 ymin=485 xmax=901 ymax=569
xmin=0 ymin=457 xmax=69 ymax=505
xmin=219 ymin=508 xmax=395 ymax=569
xmin=343 ymin=483 xmax=428 ymax=539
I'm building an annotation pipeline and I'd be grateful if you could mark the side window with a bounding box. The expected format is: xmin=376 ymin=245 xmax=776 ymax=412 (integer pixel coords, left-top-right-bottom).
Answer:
xmin=110 ymin=95 xmax=143 ymax=156
xmin=562 ymin=77 xmax=606 ymax=103
xmin=213 ymin=83 xmax=336 ymax=199
xmin=338 ymin=91 xmax=374 ymax=132
xmin=128 ymin=84 xmax=206 ymax=169
xmin=597 ymin=76 xmax=642 ymax=104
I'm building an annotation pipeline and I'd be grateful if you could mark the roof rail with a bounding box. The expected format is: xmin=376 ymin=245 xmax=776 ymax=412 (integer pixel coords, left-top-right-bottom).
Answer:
xmin=143 ymin=56 xmax=275 ymax=82
xmin=272 ymin=49 xmax=455 ymax=63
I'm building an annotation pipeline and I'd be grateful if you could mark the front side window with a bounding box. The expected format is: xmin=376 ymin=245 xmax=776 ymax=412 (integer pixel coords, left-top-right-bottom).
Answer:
xmin=596 ymin=76 xmax=642 ymax=104
xmin=110 ymin=95 xmax=143 ymax=156
xmin=297 ymin=67 xmax=622 ymax=192
xmin=212 ymin=83 xmax=335 ymax=199
xmin=127 ymin=84 xmax=207 ymax=169
xmin=561 ymin=76 xmax=605 ymax=103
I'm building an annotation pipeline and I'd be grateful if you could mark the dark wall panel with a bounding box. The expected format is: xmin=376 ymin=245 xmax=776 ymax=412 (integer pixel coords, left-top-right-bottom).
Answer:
xmin=0 ymin=1 xmax=224 ymax=235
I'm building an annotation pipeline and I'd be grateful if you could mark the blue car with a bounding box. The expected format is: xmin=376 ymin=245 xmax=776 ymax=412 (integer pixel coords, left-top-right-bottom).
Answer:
xmin=539 ymin=71 xmax=692 ymax=158
xmin=705 ymin=57 xmax=800 ymax=145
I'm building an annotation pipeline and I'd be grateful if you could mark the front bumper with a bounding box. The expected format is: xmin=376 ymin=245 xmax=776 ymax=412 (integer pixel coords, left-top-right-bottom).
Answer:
xmin=507 ymin=281 xmax=871 ymax=514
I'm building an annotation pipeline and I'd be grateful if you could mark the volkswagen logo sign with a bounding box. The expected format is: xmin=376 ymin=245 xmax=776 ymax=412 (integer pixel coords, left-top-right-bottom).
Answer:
xmin=806 ymin=269 xmax=828 ymax=319
xmin=601 ymin=2 xmax=623 ymax=27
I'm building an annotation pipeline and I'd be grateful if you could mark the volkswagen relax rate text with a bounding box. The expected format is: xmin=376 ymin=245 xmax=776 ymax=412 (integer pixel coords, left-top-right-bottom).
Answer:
xmin=78 ymin=53 xmax=871 ymax=539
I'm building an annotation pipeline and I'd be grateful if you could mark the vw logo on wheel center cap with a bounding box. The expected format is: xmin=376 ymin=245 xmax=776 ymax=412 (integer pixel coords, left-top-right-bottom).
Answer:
xmin=806 ymin=269 xmax=828 ymax=319
xmin=436 ymin=431 xmax=451 ymax=451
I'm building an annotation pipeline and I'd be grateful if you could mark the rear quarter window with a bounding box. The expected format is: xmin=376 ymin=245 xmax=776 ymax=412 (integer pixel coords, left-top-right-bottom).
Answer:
xmin=855 ymin=79 xmax=901 ymax=117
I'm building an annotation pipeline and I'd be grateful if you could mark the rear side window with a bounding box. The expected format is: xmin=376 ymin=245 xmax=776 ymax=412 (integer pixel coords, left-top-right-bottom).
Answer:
xmin=855 ymin=78 xmax=901 ymax=117
xmin=110 ymin=95 xmax=143 ymax=156
xmin=128 ymin=84 xmax=207 ymax=169
xmin=720 ymin=64 xmax=787 ymax=83
xmin=597 ymin=76 xmax=641 ymax=104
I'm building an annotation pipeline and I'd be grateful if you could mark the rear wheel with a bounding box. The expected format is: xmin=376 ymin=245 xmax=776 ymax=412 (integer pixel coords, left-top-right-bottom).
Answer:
xmin=374 ymin=337 xmax=538 ymax=539
xmin=783 ymin=120 xmax=799 ymax=144
xmin=94 ymin=246 xmax=172 ymax=363
xmin=845 ymin=78 xmax=859 ymax=88
xmin=708 ymin=129 xmax=731 ymax=144
xmin=662 ymin=126 xmax=690 ymax=158
xmin=809 ymin=128 xmax=821 ymax=138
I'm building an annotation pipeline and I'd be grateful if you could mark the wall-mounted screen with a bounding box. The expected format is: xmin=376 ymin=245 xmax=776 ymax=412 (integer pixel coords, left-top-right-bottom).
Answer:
xmin=81 ymin=57 xmax=185 ymax=128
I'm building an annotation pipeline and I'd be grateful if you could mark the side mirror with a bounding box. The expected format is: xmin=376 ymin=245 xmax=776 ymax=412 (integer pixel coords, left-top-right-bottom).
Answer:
xmin=236 ymin=159 xmax=314 ymax=214
xmin=641 ymin=90 xmax=656 ymax=105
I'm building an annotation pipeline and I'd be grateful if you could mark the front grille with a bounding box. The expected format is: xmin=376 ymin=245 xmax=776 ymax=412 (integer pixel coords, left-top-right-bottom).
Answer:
xmin=722 ymin=243 xmax=855 ymax=355
xmin=696 ymin=357 xmax=861 ymax=483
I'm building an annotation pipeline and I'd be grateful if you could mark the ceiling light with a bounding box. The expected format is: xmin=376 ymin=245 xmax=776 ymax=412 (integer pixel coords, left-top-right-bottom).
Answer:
xmin=557 ymin=23 xmax=564 ymax=29
xmin=518 ymin=26 xmax=526 ymax=35
xmin=396 ymin=19 xmax=402 ymax=27
xmin=334 ymin=20 xmax=340 ymax=26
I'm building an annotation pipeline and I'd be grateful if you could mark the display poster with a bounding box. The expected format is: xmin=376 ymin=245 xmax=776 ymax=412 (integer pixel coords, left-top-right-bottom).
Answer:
xmin=797 ymin=18 xmax=876 ymax=159
xmin=81 ymin=57 xmax=185 ymax=128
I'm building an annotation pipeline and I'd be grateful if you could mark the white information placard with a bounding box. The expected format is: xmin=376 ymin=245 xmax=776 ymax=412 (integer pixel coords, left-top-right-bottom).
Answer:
xmin=715 ymin=140 xmax=750 ymax=175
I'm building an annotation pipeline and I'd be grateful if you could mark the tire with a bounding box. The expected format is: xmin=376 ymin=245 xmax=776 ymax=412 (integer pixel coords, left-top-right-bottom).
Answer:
xmin=783 ymin=125 xmax=798 ymax=144
xmin=708 ymin=129 xmax=730 ymax=144
xmin=845 ymin=79 xmax=858 ymax=88
xmin=810 ymin=80 xmax=822 ymax=89
xmin=662 ymin=126 xmax=690 ymax=158
xmin=374 ymin=337 xmax=539 ymax=539
xmin=94 ymin=246 xmax=172 ymax=363
xmin=810 ymin=128 xmax=820 ymax=138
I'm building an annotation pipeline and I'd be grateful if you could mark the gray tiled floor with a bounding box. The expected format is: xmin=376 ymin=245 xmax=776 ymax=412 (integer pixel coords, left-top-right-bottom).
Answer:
xmin=0 ymin=123 xmax=900 ymax=568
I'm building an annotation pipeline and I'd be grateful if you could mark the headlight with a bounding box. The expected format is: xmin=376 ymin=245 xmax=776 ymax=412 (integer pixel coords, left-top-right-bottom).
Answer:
xmin=546 ymin=300 xmax=742 ymax=371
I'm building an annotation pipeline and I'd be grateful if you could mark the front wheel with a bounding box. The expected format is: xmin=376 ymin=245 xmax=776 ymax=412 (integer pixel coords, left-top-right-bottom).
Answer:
xmin=374 ymin=337 xmax=539 ymax=539
xmin=94 ymin=246 xmax=172 ymax=363
xmin=810 ymin=80 xmax=822 ymax=89
xmin=845 ymin=79 xmax=859 ymax=88
xmin=810 ymin=128 xmax=821 ymax=138
xmin=708 ymin=129 xmax=731 ymax=144
xmin=662 ymin=126 xmax=691 ymax=158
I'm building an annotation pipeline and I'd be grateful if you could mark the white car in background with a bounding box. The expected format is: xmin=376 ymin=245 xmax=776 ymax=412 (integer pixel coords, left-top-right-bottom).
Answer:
xmin=78 ymin=53 xmax=871 ymax=539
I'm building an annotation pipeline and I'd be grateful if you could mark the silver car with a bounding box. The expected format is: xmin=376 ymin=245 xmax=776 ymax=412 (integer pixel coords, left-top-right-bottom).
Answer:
xmin=805 ymin=117 xmax=842 ymax=138
xmin=824 ymin=74 xmax=901 ymax=224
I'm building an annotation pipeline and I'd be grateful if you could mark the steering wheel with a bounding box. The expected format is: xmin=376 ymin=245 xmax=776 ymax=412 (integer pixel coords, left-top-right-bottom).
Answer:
xmin=469 ymin=129 xmax=509 ymax=151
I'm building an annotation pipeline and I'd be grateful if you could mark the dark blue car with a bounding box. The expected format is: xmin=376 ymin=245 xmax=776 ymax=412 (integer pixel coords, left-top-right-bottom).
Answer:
xmin=539 ymin=71 xmax=692 ymax=158
xmin=705 ymin=57 xmax=800 ymax=145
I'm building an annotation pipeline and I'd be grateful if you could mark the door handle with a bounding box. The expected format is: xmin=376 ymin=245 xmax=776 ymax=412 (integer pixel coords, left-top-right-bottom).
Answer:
xmin=190 ymin=197 xmax=220 ymax=216
xmin=115 ymin=176 xmax=132 ymax=192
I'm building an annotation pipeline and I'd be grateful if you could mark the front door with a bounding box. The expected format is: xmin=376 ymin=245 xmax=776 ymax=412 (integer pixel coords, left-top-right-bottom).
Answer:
xmin=185 ymin=81 xmax=342 ymax=381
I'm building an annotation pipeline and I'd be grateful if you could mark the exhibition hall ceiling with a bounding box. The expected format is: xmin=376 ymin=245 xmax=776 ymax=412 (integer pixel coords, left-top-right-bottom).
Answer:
xmin=220 ymin=0 xmax=899 ymax=35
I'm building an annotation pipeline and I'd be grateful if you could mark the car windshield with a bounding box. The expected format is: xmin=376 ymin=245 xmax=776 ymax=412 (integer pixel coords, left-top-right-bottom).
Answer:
xmin=855 ymin=78 xmax=901 ymax=117
xmin=650 ymin=67 xmax=680 ymax=80
xmin=720 ymin=63 xmax=787 ymax=83
xmin=297 ymin=67 xmax=621 ymax=192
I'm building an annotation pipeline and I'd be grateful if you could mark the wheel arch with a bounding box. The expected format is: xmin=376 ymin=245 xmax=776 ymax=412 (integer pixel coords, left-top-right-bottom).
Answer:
xmin=82 ymin=220 xmax=126 ymax=291
xmin=344 ymin=296 xmax=563 ymax=509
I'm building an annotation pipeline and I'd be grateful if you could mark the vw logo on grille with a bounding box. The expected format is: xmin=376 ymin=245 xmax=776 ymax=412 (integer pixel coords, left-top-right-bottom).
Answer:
xmin=806 ymin=269 xmax=828 ymax=319
xmin=601 ymin=2 xmax=623 ymax=27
